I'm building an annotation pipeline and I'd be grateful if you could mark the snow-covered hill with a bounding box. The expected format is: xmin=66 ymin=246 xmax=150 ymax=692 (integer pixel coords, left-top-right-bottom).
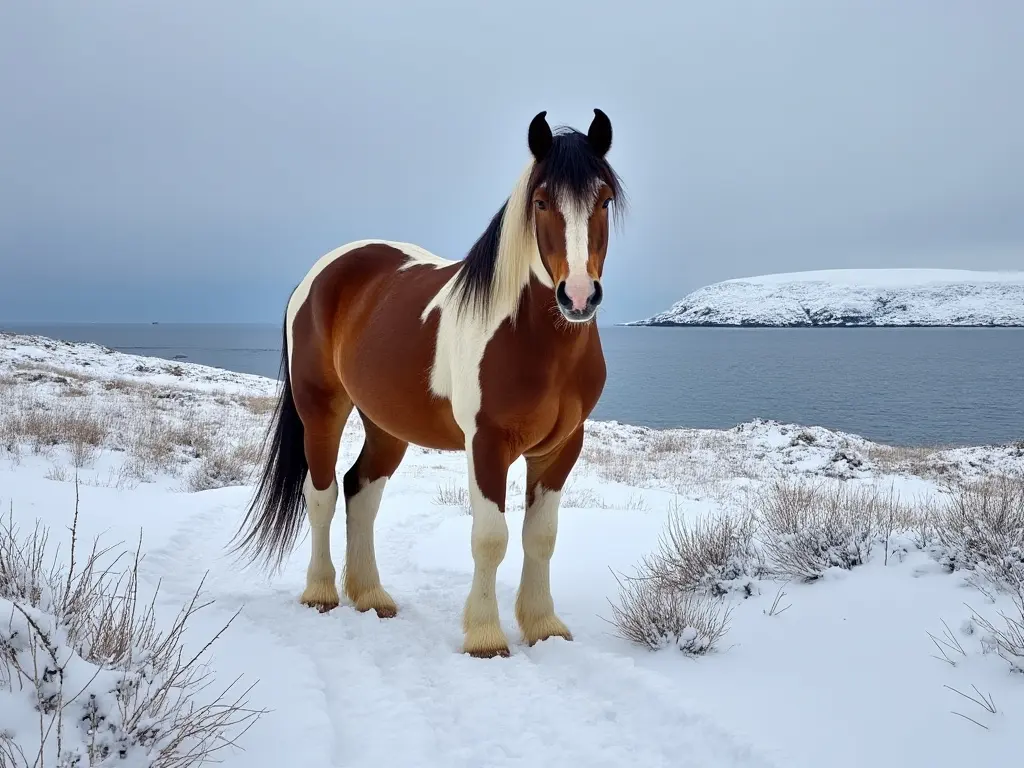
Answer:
xmin=627 ymin=269 xmax=1024 ymax=327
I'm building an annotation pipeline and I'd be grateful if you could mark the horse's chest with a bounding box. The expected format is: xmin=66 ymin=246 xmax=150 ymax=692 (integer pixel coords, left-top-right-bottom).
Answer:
xmin=427 ymin=303 xmax=604 ymax=452
xmin=479 ymin=345 xmax=603 ymax=454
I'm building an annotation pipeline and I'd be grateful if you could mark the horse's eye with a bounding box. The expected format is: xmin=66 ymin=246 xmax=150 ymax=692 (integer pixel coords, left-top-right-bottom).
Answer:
xmin=602 ymin=198 xmax=613 ymax=209
xmin=535 ymin=199 xmax=547 ymax=211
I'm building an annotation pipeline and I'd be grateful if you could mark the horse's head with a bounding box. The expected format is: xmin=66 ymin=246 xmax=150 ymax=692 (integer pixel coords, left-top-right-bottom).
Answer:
xmin=526 ymin=109 xmax=624 ymax=324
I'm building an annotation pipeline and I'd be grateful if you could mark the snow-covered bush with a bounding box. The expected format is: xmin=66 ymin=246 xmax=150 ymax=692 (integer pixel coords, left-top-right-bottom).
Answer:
xmin=969 ymin=588 xmax=1024 ymax=675
xmin=755 ymin=478 xmax=877 ymax=581
xmin=935 ymin=473 xmax=1024 ymax=593
xmin=645 ymin=503 xmax=763 ymax=598
xmin=607 ymin=568 xmax=732 ymax=655
xmin=0 ymin=493 xmax=265 ymax=767
xmin=607 ymin=501 xmax=757 ymax=653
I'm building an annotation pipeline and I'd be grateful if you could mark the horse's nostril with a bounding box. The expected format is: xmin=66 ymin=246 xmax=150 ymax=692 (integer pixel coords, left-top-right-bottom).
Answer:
xmin=556 ymin=281 xmax=572 ymax=309
xmin=590 ymin=281 xmax=603 ymax=307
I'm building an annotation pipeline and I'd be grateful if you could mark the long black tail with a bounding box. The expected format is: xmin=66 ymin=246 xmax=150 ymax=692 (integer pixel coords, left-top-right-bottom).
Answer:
xmin=231 ymin=313 xmax=309 ymax=573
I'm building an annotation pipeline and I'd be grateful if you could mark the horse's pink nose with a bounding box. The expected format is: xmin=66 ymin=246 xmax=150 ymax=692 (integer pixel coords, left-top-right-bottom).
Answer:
xmin=556 ymin=278 xmax=603 ymax=315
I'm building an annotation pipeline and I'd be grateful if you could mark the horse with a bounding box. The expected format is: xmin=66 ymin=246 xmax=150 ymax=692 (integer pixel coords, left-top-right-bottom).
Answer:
xmin=232 ymin=108 xmax=626 ymax=658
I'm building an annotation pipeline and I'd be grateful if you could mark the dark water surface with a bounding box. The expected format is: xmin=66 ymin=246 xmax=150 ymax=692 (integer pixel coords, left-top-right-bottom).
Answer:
xmin=4 ymin=322 xmax=1022 ymax=447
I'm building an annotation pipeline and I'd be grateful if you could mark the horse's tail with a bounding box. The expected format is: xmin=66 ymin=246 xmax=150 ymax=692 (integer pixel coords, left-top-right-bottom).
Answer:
xmin=231 ymin=311 xmax=309 ymax=572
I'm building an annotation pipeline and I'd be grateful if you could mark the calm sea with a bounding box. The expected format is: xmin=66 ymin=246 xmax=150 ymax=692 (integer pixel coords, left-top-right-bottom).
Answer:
xmin=4 ymin=322 xmax=1022 ymax=447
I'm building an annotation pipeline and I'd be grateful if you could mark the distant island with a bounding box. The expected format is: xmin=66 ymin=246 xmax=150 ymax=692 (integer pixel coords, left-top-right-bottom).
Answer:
xmin=624 ymin=268 xmax=1024 ymax=328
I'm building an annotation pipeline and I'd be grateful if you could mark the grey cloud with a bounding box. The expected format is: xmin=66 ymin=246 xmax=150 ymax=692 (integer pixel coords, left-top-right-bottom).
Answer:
xmin=1 ymin=0 xmax=1021 ymax=323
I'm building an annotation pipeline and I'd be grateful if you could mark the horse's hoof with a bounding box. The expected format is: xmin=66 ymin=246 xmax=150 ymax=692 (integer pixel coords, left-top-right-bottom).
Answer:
xmin=467 ymin=646 xmax=511 ymax=659
xmin=301 ymin=598 xmax=339 ymax=614
xmin=463 ymin=625 xmax=511 ymax=658
xmin=520 ymin=614 xmax=573 ymax=646
xmin=352 ymin=586 xmax=398 ymax=618
xmin=300 ymin=581 xmax=340 ymax=613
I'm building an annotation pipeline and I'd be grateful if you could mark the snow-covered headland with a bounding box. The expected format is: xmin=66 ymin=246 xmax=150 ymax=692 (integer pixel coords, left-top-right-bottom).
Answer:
xmin=626 ymin=268 xmax=1024 ymax=327
xmin=2 ymin=330 xmax=1023 ymax=768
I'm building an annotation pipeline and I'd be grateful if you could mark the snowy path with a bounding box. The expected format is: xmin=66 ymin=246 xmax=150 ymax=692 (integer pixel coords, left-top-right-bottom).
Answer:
xmin=136 ymin=480 xmax=777 ymax=768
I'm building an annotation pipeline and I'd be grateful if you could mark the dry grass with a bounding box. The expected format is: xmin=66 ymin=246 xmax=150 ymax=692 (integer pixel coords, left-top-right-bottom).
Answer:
xmin=560 ymin=482 xmax=649 ymax=511
xmin=0 ymin=368 xmax=266 ymax=492
xmin=561 ymin=485 xmax=606 ymax=509
xmin=0 ymin=486 xmax=266 ymax=767
xmin=866 ymin=442 xmax=948 ymax=478
xmin=433 ymin=480 xmax=471 ymax=513
xmin=236 ymin=395 xmax=276 ymax=416
xmin=968 ymin=589 xmax=1024 ymax=673
xmin=580 ymin=428 xmax=761 ymax=500
xmin=184 ymin=447 xmax=256 ymax=493
xmin=0 ymin=405 xmax=111 ymax=460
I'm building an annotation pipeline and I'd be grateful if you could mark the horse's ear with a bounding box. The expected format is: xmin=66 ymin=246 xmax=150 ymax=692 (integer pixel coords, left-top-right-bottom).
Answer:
xmin=528 ymin=111 xmax=552 ymax=161
xmin=587 ymin=108 xmax=612 ymax=157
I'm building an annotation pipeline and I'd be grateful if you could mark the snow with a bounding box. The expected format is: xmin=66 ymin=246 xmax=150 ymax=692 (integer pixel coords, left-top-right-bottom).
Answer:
xmin=2 ymin=332 xmax=1023 ymax=767
xmin=626 ymin=268 xmax=1024 ymax=327
xmin=722 ymin=268 xmax=1024 ymax=288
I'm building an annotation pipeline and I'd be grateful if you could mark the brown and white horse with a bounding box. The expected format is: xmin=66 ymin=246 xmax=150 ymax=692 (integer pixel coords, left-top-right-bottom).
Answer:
xmin=232 ymin=109 xmax=626 ymax=658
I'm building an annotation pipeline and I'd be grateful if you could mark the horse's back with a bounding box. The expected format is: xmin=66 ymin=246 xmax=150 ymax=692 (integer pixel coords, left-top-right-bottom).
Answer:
xmin=288 ymin=239 xmax=464 ymax=449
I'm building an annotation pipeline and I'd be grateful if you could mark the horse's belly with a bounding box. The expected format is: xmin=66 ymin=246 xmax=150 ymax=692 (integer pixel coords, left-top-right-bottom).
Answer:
xmin=340 ymin=336 xmax=465 ymax=452
xmin=357 ymin=389 xmax=465 ymax=452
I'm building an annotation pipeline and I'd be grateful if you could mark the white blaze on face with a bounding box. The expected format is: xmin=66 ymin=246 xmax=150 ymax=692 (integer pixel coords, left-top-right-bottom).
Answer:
xmin=557 ymin=188 xmax=596 ymax=311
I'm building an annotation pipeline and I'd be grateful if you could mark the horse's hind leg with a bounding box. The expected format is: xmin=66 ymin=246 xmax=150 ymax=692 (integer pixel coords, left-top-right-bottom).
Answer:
xmin=297 ymin=390 xmax=353 ymax=613
xmin=342 ymin=414 xmax=407 ymax=618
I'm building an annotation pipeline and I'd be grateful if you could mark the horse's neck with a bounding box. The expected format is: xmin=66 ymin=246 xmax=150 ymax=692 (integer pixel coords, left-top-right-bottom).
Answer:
xmin=515 ymin=281 xmax=593 ymax=354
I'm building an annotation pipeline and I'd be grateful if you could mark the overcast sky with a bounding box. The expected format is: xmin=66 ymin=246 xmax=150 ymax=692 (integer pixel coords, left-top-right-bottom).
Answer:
xmin=2 ymin=1 xmax=1022 ymax=325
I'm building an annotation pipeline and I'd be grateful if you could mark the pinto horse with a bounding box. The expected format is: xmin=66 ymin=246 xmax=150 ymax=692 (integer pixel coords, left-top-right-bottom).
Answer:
xmin=232 ymin=109 xmax=626 ymax=658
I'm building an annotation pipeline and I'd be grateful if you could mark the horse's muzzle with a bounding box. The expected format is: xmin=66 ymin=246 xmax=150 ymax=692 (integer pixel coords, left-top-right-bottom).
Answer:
xmin=556 ymin=279 xmax=602 ymax=323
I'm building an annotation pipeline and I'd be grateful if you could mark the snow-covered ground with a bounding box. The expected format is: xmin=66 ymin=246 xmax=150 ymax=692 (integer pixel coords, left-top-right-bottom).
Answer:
xmin=2 ymin=331 xmax=1023 ymax=768
xmin=627 ymin=268 xmax=1024 ymax=327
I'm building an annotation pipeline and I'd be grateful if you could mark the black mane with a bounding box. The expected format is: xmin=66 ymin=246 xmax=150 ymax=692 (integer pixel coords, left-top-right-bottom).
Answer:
xmin=450 ymin=200 xmax=508 ymax=318
xmin=451 ymin=126 xmax=626 ymax=317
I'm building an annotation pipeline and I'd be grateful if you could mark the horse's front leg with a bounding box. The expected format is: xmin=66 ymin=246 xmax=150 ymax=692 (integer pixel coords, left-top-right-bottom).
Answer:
xmin=515 ymin=428 xmax=583 ymax=646
xmin=461 ymin=428 xmax=514 ymax=658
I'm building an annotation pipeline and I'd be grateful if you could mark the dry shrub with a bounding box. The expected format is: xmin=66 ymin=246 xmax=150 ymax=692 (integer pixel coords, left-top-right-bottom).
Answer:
xmin=1 ymin=406 xmax=110 ymax=457
xmin=236 ymin=396 xmax=275 ymax=416
xmin=607 ymin=569 xmax=732 ymax=654
xmin=936 ymin=473 xmax=1024 ymax=592
xmin=163 ymin=411 xmax=216 ymax=458
xmin=967 ymin=588 xmax=1024 ymax=674
xmin=607 ymin=503 xmax=752 ymax=653
xmin=1 ymin=365 xmax=265 ymax=491
xmin=184 ymin=447 xmax=253 ymax=493
xmin=580 ymin=428 xmax=759 ymax=500
xmin=580 ymin=445 xmax=655 ymax=487
xmin=754 ymin=478 xmax=881 ymax=582
xmin=44 ymin=464 xmax=72 ymax=483
xmin=0 ymin=488 xmax=265 ymax=767
xmin=866 ymin=442 xmax=945 ymax=478
xmin=433 ymin=481 xmax=470 ymax=512
xmin=647 ymin=503 xmax=762 ymax=597
xmin=646 ymin=430 xmax=695 ymax=455
xmin=561 ymin=485 xmax=606 ymax=509
xmin=869 ymin=482 xmax=937 ymax=562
